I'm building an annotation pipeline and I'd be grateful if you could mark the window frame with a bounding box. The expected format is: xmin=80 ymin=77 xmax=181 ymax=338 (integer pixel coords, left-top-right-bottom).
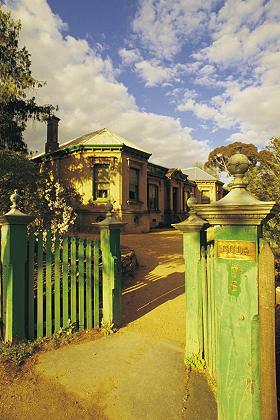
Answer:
xmin=148 ymin=183 xmax=159 ymax=211
xmin=93 ymin=163 xmax=110 ymax=200
xmin=201 ymin=189 xmax=210 ymax=204
xmin=129 ymin=167 xmax=140 ymax=201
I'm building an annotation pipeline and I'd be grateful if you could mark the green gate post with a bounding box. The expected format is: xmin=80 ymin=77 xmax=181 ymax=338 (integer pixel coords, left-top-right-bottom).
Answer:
xmin=195 ymin=150 xmax=279 ymax=420
xmin=0 ymin=190 xmax=34 ymax=342
xmin=173 ymin=194 xmax=209 ymax=359
xmin=96 ymin=201 xmax=125 ymax=328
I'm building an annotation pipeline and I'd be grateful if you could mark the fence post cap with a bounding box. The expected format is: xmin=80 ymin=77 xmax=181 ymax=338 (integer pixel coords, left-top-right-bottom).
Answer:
xmin=173 ymin=192 xmax=209 ymax=232
xmin=0 ymin=190 xmax=34 ymax=225
xmin=93 ymin=200 xmax=126 ymax=230
xmin=192 ymin=149 xmax=280 ymax=226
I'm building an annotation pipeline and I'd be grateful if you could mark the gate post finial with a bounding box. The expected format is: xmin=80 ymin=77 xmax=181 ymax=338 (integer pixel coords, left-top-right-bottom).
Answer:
xmin=93 ymin=200 xmax=126 ymax=328
xmin=191 ymin=149 xmax=279 ymax=419
xmin=173 ymin=194 xmax=209 ymax=358
xmin=0 ymin=190 xmax=34 ymax=342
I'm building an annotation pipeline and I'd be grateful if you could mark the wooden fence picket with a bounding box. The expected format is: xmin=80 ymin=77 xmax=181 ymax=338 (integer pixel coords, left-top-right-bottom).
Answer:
xmin=37 ymin=232 xmax=44 ymax=338
xmin=24 ymin=232 xmax=105 ymax=340
xmin=94 ymin=240 xmax=100 ymax=327
xmin=62 ymin=236 xmax=69 ymax=326
xmin=210 ymin=244 xmax=216 ymax=381
xmin=1 ymin=197 xmax=123 ymax=344
xmin=45 ymin=229 xmax=52 ymax=336
xmin=86 ymin=239 xmax=92 ymax=329
xmin=78 ymin=238 xmax=85 ymax=330
xmin=201 ymin=246 xmax=208 ymax=366
xmin=27 ymin=231 xmax=35 ymax=340
xmin=70 ymin=236 xmax=77 ymax=324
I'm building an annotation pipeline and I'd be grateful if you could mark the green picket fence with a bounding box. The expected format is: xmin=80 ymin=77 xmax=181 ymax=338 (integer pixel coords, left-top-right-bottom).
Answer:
xmin=27 ymin=230 xmax=101 ymax=340
xmin=201 ymin=243 xmax=217 ymax=382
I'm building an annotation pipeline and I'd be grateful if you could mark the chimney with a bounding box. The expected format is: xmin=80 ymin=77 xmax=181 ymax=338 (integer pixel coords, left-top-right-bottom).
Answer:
xmin=45 ymin=116 xmax=60 ymax=154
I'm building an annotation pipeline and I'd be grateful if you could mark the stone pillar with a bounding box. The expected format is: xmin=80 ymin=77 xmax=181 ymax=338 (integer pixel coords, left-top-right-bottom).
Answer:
xmin=195 ymin=149 xmax=279 ymax=420
xmin=0 ymin=190 xmax=34 ymax=342
xmin=96 ymin=201 xmax=125 ymax=327
xmin=173 ymin=193 xmax=208 ymax=358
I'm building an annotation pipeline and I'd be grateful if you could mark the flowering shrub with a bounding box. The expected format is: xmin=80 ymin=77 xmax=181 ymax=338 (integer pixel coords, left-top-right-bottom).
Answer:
xmin=33 ymin=179 xmax=79 ymax=235
xmin=0 ymin=150 xmax=80 ymax=235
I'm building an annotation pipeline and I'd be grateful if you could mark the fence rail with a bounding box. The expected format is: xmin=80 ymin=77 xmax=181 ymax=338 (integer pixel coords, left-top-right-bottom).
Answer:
xmin=27 ymin=230 xmax=101 ymax=340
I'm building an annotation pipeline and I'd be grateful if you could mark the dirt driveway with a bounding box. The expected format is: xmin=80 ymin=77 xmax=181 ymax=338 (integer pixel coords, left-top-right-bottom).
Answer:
xmin=120 ymin=229 xmax=186 ymax=343
xmin=0 ymin=229 xmax=217 ymax=419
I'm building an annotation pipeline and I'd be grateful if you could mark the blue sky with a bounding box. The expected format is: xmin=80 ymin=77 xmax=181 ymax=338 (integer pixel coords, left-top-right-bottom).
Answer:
xmin=4 ymin=0 xmax=280 ymax=168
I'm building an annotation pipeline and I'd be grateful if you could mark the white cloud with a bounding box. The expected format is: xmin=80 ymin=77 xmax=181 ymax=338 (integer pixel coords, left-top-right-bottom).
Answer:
xmin=134 ymin=60 xmax=177 ymax=86
xmin=130 ymin=0 xmax=280 ymax=149
xmin=5 ymin=0 xmax=209 ymax=167
xmin=197 ymin=0 xmax=280 ymax=70
xmin=132 ymin=0 xmax=216 ymax=60
xmin=118 ymin=48 xmax=142 ymax=65
xmin=178 ymin=79 xmax=280 ymax=143
xmin=133 ymin=60 xmax=197 ymax=87
xmin=220 ymin=83 xmax=280 ymax=139
xmin=203 ymin=32 xmax=244 ymax=65
xmin=178 ymin=99 xmax=217 ymax=120
xmin=210 ymin=0 xmax=264 ymax=36
xmin=176 ymin=0 xmax=280 ymax=146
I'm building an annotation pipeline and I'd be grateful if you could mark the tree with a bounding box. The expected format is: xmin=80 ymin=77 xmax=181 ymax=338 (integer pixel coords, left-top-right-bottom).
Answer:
xmin=205 ymin=141 xmax=261 ymax=176
xmin=204 ymin=139 xmax=280 ymax=247
xmin=0 ymin=150 xmax=80 ymax=234
xmin=0 ymin=5 xmax=56 ymax=152
xmin=246 ymin=137 xmax=280 ymax=247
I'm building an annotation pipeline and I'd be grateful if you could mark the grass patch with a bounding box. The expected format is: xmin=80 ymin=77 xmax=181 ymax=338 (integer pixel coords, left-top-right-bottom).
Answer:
xmin=100 ymin=319 xmax=116 ymax=336
xmin=0 ymin=340 xmax=40 ymax=366
xmin=50 ymin=320 xmax=78 ymax=349
xmin=184 ymin=353 xmax=206 ymax=371
xmin=0 ymin=321 xmax=102 ymax=369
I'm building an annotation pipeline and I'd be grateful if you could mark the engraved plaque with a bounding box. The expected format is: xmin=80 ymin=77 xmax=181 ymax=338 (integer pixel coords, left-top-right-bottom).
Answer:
xmin=216 ymin=240 xmax=256 ymax=261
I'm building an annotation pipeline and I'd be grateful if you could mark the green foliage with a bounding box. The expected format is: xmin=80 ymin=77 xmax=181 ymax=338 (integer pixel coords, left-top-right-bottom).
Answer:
xmin=184 ymin=353 xmax=206 ymax=371
xmin=205 ymin=142 xmax=261 ymax=176
xmin=0 ymin=149 xmax=39 ymax=212
xmin=0 ymin=5 xmax=56 ymax=151
xmin=0 ymin=321 xmax=78 ymax=365
xmin=101 ymin=319 xmax=115 ymax=336
xmin=54 ymin=320 xmax=78 ymax=338
xmin=205 ymin=138 xmax=280 ymax=247
xmin=51 ymin=320 xmax=78 ymax=348
xmin=0 ymin=149 xmax=80 ymax=235
xmin=246 ymin=137 xmax=280 ymax=247
xmin=0 ymin=340 xmax=39 ymax=366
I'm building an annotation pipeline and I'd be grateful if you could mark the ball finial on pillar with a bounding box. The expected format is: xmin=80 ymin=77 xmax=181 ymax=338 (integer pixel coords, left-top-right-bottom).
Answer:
xmin=227 ymin=148 xmax=250 ymax=188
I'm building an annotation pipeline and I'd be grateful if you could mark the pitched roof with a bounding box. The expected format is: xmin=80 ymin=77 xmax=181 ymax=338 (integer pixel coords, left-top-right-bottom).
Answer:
xmin=59 ymin=128 xmax=150 ymax=154
xmin=33 ymin=128 xmax=151 ymax=160
xmin=182 ymin=167 xmax=218 ymax=181
xmin=165 ymin=168 xmax=190 ymax=182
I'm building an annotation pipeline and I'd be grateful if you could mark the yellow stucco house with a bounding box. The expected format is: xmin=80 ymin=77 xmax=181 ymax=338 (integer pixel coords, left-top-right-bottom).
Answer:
xmin=182 ymin=167 xmax=224 ymax=203
xmin=34 ymin=117 xmax=223 ymax=233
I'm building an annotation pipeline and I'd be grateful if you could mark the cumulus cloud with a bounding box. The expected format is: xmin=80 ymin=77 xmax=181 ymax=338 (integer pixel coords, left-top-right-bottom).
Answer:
xmin=132 ymin=0 xmax=216 ymax=60
xmin=127 ymin=0 xmax=280 ymax=146
xmin=118 ymin=48 xmax=142 ymax=65
xmin=178 ymin=77 xmax=280 ymax=143
xmin=134 ymin=60 xmax=178 ymax=86
xmin=176 ymin=0 xmax=280 ymax=145
xmin=5 ymin=0 xmax=210 ymax=167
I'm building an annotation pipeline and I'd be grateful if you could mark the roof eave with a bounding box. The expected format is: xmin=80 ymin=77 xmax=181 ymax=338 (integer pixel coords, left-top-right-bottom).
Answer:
xmin=32 ymin=143 xmax=151 ymax=162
